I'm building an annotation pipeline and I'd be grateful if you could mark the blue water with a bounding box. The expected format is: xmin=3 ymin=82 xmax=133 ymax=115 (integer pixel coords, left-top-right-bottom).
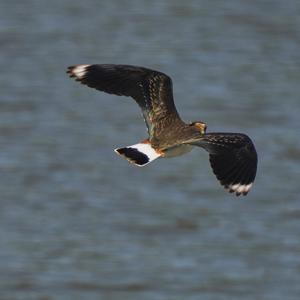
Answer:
xmin=1 ymin=1 xmax=300 ymax=299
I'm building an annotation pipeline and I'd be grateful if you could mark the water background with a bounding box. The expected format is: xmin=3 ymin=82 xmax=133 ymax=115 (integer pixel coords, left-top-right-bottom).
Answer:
xmin=1 ymin=1 xmax=300 ymax=299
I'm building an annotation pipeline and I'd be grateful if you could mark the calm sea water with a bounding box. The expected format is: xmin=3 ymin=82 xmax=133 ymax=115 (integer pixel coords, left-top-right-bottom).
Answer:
xmin=1 ymin=1 xmax=300 ymax=299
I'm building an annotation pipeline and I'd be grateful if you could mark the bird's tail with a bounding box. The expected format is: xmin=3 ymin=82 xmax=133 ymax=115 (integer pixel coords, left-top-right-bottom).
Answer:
xmin=114 ymin=141 xmax=162 ymax=167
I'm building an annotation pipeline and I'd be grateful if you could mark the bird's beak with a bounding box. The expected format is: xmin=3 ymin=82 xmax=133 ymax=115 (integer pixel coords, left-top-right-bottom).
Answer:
xmin=196 ymin=123 xmax=207 ymax=134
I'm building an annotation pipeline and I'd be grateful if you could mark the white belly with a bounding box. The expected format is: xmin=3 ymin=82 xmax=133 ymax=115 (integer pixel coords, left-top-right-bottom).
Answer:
xmin=163 ymin=144 xmax=193 ymax=158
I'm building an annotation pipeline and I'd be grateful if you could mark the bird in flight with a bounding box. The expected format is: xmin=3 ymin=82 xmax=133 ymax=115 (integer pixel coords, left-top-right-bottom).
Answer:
xmin=67 ymin=64 xmax=257 ymax=196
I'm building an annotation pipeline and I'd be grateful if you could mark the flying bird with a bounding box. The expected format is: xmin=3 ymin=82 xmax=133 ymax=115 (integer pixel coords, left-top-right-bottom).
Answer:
xmin=67 ymin=64 xmax=257 ymax=196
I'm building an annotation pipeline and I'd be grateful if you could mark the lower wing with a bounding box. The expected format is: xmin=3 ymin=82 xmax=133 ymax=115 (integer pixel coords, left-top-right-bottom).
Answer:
xmin=186 ymin=133 xmax=257 ymax=196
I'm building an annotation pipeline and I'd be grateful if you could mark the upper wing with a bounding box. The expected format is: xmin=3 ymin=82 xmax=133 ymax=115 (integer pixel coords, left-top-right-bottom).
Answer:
xmin=186 ymin=133 xmax=257 ymax=196
xmin=67 ymin=64 xmax=183 ymax=138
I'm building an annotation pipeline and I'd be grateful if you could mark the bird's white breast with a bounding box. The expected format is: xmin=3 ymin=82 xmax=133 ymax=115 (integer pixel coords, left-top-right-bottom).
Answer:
xmin=163 ymin=144 xmax=193 ymax=158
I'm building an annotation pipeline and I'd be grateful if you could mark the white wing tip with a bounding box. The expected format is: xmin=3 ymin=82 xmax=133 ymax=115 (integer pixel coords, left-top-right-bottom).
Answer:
xmin=228 ymin=183 xmax=253 ymax=196
xmin=68 ymin=64 xmax=91 ymax=79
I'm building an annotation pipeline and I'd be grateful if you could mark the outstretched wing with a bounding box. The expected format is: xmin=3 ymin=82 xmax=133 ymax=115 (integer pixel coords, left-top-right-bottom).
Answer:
xmin=67 ymin=64 xmax=183 ymax=138
xmin=186 ymin=133 xmax=257 ymax=196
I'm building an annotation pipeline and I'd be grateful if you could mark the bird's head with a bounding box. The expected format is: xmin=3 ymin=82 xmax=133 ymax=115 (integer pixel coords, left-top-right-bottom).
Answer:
xmin=189 ymin=121 xmax=207 ymax=134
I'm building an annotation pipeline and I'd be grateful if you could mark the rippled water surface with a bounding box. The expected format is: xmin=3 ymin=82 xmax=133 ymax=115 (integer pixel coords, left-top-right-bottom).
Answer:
xmin=1 ymin=1 xmax=300 ymax=299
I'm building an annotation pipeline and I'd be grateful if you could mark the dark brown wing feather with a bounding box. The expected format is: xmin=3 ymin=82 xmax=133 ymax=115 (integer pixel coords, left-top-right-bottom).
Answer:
xmin=186 ymin=133 xmax=257 ymax=196
xmin=67 ymin=64 xmax=183 ymax=138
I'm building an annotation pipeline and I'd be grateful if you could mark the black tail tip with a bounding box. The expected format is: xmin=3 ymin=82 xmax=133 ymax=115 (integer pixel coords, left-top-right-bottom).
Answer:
xmin=115 ymin=147 xmax=149 ymax=166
